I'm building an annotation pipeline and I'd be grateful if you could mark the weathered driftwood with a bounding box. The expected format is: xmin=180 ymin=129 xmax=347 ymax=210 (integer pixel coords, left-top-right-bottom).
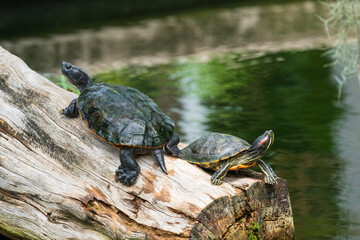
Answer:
xmin=0 ymin=46 xmax=295 ymax=240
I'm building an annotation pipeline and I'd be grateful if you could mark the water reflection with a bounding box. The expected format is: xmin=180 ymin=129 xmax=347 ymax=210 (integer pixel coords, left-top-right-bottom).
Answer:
xmin=0 ymin=1 xmax=328 ymax=74
xmin=333 ymin=68 xmax=360 ymax=239
xmin=175 ymin=82 xmax=209 ymax=143
xmin=91 ymin=50 xmax=350 ymax=239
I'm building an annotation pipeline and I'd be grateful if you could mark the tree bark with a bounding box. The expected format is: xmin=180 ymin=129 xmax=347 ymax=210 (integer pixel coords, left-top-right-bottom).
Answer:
xmin=0 ymin=46 xmax=295 ymax=240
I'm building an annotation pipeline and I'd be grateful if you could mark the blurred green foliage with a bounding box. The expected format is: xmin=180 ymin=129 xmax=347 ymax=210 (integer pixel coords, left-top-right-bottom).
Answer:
xmin=247 ymin=222 xmax=261 ymax=240
xmin=56 ymin=75 xmax=80 ymax=95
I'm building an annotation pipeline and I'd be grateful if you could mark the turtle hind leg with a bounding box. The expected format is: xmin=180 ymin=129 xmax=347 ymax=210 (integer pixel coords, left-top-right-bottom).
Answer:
xmin=116 ymin=147 xmax=140 ymax=186
xmin=60 ymin=98 xmax=79 ymax=118
xmin=257 ymin=159 xmax=277 ymax=184
xmin=151 ymin=149 xmax=167 ymax=174
xmin=164 ymin=133 xmax=182 ymax=158
xmin=210 ymin=161 xmax=231 ymax=185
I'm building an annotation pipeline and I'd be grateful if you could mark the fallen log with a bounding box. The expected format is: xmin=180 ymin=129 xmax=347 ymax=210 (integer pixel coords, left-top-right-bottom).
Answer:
xmin=0 ymin=46 xmax=295 ymax=240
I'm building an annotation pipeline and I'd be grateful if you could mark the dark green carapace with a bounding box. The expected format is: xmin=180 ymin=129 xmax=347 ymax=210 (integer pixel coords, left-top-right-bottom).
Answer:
xmin=78 ymin=83 xmax=174 ymax=147
xmin=181 ymin=131 xmax=277 ymax=185
xmin=60 ymin=61 xmax=181 ymax=186
xmin=182 ymin=133 xmax=250 ymax=164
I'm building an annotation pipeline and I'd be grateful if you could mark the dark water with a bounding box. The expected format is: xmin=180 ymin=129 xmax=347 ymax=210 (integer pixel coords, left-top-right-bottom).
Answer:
xmin=0 ymin=0 xmax=327 ymax=74
xmin=93 ymin=50 xmax=357 ymax=239
xmin=2 ymin=0 xmax=360 ymax=239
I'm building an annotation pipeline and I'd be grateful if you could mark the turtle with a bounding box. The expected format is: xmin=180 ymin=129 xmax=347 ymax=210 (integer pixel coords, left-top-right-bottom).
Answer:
xmin=181 ymin=130 xmax=277 ymax=185
xmin=59 ymin=61 xmax=181 ymax=186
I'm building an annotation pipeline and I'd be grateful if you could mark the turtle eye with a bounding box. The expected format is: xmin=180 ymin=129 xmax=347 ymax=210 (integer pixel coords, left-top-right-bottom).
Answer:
xmin=65 ymin=63 xmax=72 ymax=70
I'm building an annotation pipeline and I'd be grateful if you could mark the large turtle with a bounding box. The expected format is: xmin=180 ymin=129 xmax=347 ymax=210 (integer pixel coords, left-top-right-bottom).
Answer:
xmin=60 ymin=61 xmax=181 ymax=186
xmin=181 ymin=130 xmax=277 ymax=185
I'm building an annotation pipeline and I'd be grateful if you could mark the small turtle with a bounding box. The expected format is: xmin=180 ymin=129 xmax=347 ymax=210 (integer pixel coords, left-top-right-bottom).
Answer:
xmin=60 ymin=61 xmax=181 ymax=186
xmin=181 ymin=130 xmax=277 ymax=185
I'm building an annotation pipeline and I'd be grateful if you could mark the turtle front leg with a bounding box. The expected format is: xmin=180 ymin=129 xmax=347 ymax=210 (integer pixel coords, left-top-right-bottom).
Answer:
xmin=116 ymin=147 xmax=140 ymax=186
xmin=60 ymin=98 xmax=79 ymax=118
xmin=211 ymin=160 xmax=231 ymax=185
xmin=164 ymin=133 xmax=182 ymax=158
xmin=257 ymin=159 xmax=277 ymax=184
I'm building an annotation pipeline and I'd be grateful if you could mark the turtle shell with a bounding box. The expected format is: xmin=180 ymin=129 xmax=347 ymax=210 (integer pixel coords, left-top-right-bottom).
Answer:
xmin=77 ymin=83 xmax=175 ymax=148
xmin=181 ymin=132 xmax=250 ymax=168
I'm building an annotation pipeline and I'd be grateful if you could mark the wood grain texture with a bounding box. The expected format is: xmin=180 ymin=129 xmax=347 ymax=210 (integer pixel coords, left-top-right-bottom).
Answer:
xmin=0 ymin=46 xmax=294 ymax=240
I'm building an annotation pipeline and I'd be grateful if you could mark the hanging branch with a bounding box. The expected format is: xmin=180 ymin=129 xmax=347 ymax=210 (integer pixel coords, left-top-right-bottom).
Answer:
xmin=319 ymin=0 xmax=360 ymax=98
xmin=351 ymin=0 xmax=360 ymax=80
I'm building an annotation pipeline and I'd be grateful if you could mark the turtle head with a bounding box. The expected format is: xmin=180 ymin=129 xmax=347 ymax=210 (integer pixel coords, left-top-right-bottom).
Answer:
xmin=248 ymin=130 xmax=274 ymax=156
xmin=61 ymin=61 xmax=94 ymax=93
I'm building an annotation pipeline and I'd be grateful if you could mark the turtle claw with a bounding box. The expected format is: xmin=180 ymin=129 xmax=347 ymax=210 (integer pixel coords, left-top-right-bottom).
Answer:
xmin=60 ymin=99 xmax=79 ymax=118
xmin=210 ymin=176 xmax=223 ymax=185
xmin=151 ymin=149 xmax=167 ymax=174
xmin=264 ymin=175 xmax=278 ymax=185
xmin=116 ymin=168 xmax=139 ymax=186
xmin=115 ymin=168 xmax=125 ymax=176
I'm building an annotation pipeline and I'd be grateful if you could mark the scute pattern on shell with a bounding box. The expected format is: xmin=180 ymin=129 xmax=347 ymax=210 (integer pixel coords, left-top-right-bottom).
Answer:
xmin=182 ymin=132 xmax=250 ymax=164
xmin=77 ymin=83 xmax=175 ymax=148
